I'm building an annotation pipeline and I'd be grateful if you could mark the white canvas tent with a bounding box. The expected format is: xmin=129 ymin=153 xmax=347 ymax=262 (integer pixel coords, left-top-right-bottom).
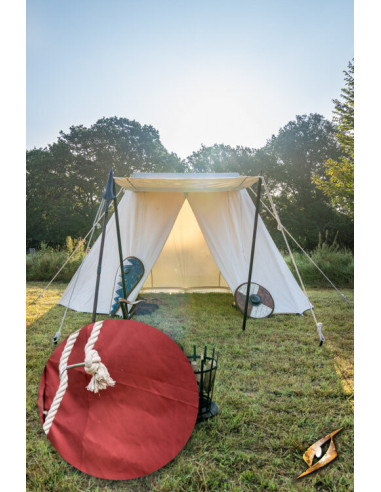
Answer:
xmin=59 ymin=173 xmax=311 ymax=316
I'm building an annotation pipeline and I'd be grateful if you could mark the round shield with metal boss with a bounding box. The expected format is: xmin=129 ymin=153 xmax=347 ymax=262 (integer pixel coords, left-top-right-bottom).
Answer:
xmin=234 ymin=282 xmax=274 ymax=318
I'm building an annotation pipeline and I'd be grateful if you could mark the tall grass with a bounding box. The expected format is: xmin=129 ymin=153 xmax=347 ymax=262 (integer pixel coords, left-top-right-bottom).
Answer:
xmin=26 ymin=237 xmax=85 ymax=283
xmin=283 ymin=234 xmax=353 ymax=288
xmin=26 ymin=235 xmax=353 ymax=288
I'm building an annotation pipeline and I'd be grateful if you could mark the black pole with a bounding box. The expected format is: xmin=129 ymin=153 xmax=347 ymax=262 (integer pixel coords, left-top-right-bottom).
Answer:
xmin=113 ymin=180 xmax=128 ymax=319
xmin=242 ymin=177 xmax=262 ymax=331
xmin=92 ymin=169 xmax=115 ymax=323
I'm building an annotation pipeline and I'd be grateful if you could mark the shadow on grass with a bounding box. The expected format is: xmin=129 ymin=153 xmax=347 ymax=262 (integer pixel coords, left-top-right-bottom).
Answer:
xmin=27 ymin=284 xmax=354 ymax=491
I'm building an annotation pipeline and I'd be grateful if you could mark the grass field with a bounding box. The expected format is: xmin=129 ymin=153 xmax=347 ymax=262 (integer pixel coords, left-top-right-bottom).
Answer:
xmin=26 ymin=283 xmax=354 ymax=491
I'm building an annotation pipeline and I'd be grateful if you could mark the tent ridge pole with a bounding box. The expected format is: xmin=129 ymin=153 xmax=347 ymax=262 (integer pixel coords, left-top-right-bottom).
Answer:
xmin=242 ymin=177 xmax=262 ymax=331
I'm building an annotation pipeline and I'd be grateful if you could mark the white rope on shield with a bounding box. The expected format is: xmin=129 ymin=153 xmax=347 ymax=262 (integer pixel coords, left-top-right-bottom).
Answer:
xmin=43 ymin=320 xmax=115 ymax=435
xmin=42 ymin=329 xmax=80 ymax=435
xmin=83 ymin=321 xmax=115 ymax=393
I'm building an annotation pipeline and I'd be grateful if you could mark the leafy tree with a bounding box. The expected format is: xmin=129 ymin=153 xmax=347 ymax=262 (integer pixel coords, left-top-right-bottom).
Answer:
xmin=26 ymin=145 xmax=101 ymax=247
xmin=187 ymin=144 xmax=258 ymax=174
xmin=26 ymin=117 xmax=184 ymax=247
xmin=53 ymin=116 xmax=185 ymax=197
xmin=186 ymin=114 xmax=353 ymax=249
xmin=255 ymin=113 xmax=353 ymax=248
xmin=313 ymin=61 xmax=354 ymax=218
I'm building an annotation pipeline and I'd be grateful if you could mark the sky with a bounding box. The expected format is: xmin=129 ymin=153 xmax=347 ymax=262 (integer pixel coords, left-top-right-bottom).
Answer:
xmin=27 ymin=0 xmax=353 ymax=158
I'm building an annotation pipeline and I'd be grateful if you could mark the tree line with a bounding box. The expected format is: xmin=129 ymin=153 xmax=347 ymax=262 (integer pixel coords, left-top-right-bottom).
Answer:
xmin=27 ymin=62 xmax=354 ymax=251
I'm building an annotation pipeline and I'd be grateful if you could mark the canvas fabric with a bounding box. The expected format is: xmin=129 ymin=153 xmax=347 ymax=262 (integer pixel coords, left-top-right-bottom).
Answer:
xmin=114 ymin=172 xmax=258 ymax=192
xmin=187 ymin=191 xmax=310 ymax=314
xmin=59 ymin=189 xmax=310 ymax=315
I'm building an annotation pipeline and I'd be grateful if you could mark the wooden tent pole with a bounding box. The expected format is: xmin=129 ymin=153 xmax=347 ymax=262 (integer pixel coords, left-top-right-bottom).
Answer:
xmin=242 ymin=177 xmax=262 ymax=331
xmin=112 ymin=180 xmax=128 ymax=319
xmin=92 ymin=169 xmax=115 ymax=323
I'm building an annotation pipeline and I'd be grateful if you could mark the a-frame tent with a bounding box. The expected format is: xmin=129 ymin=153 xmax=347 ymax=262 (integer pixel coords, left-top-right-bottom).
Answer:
xmin=59 ymin=173 xmax=311 ymax=316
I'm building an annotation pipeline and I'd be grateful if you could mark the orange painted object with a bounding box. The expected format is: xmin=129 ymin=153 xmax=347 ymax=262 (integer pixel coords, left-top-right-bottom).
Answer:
xmin=298 ymin=428 xmax=343 ymax=478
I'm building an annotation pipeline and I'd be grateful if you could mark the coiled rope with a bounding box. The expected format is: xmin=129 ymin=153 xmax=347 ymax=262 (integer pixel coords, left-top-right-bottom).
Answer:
xmin=43 ymin=320 xmax=115 ymax=435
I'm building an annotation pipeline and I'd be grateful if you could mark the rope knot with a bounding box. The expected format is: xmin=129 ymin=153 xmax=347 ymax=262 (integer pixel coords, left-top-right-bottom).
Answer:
xmin=84 ymin=349 xmax=115 ymax=393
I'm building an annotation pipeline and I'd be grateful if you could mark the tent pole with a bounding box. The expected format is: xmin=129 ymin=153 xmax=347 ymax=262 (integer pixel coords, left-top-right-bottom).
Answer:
xmin=92 ymin=169 xmax=116 ymax=323
xmin=113 ymin=180 xmax=128 ymax=319
xmin=242 ymin=177 xmax=262 ymax=331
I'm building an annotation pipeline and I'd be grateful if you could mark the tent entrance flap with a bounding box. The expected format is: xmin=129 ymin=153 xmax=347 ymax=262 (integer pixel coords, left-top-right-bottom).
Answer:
xmin=142 ymin=199 xmax=229 ymax=293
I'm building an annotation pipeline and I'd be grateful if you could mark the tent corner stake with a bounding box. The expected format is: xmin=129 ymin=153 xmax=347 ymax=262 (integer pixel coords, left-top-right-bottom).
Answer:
xmin=242 ymin=177 xmax=262 ymax=331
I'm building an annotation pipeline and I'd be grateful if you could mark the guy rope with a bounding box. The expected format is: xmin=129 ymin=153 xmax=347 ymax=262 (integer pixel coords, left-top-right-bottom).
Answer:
xmin=248 ymin=178 xmax=350 ymax=345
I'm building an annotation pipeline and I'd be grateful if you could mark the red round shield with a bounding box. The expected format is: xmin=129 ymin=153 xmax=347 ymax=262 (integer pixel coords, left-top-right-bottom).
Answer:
xmin=38 ymin=319 xmax=199 ymax=479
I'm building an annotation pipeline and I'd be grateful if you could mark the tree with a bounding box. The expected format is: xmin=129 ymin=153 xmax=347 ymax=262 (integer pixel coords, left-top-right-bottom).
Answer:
xmin=187 ymin=144 xmax=258 ymax=174
xmin=313 ymin=61 xmax=354 ymax=218
xmin=184 ymin=115 xmax=353 ymax=249
xmin=252 ymin=113 xmax=353 ymax=249
xmin=53 ymin=116 xmax=185 ymax=197
xmin=26 ymin=117 xmax=184 ymax=247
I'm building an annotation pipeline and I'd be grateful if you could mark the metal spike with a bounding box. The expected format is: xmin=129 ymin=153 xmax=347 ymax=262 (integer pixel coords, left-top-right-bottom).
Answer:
xmin=102 ymin=168 xmax=116 ymax=201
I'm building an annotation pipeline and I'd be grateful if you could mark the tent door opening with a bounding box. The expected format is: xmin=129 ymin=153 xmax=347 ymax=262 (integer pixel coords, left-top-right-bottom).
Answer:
xmin=141 ymin=198 xmax=229 ymax=293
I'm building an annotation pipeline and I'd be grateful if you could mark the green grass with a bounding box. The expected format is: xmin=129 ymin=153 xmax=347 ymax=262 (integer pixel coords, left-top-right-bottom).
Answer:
xmin=283 ymin=246 xmax=354 ymax=288
xmin=26 ymin=240 xmax=353 ymax=288
xmin=27 ymin=283 xmax=353 ymax=491
xmin=26 ymin=239 xmax=85 ymax=283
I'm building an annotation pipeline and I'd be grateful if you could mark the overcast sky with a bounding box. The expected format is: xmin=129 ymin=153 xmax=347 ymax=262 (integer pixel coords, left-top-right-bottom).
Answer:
xmin=27 ymin=0 xmax=353 ymax=158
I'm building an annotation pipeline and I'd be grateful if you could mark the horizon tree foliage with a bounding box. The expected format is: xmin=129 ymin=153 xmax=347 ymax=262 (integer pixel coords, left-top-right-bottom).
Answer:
xmin=26 ymin=117 xmax=184 ymax=247
xmin=313 ymin=61 xmax=354 ymax=219
xmin=256 ymin=113 xmax=353 ymax=248
xmin=185 ymin=114 xmax=353 ymax=249
xmin=187 ymin=144 xmax=258 ymax=174
xmin=27 ymin=114 xmax=354 ymax=250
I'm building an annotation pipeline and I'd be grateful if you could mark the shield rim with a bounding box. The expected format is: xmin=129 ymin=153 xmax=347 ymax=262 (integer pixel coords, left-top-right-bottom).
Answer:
xmin=234 ymin=281 xmax=275 ymax=318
